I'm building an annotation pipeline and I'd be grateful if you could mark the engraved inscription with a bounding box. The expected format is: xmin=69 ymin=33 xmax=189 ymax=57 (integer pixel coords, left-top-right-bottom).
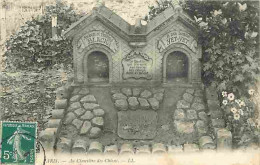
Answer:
xmin=122 ymin=51 xmax=153 ymax=80
xmin=77 ymin=30 xmax=119 ymax=53
xmin=157 ymin=30 xmax=197 ymax=53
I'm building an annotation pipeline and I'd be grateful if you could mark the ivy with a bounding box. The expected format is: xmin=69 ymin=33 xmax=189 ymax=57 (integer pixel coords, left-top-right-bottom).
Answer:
xmin=4 ymin=0 xmax=83 ymax=71
xmin=145 ymin=0 xmax=259 ymax=97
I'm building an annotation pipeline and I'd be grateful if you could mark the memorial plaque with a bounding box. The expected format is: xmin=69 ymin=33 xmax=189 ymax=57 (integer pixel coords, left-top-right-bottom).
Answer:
xmin=118 ymin=110 xmax=157 ymax=139
xmin=122 ymin=51 xmax=153 ymax=80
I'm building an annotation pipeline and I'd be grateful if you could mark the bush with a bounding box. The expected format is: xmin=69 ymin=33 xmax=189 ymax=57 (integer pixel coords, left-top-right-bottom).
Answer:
xmin=145 ymin=0 xmax=259 ymax=97
xmin=4 ymin=0 xmax=83 ymax=71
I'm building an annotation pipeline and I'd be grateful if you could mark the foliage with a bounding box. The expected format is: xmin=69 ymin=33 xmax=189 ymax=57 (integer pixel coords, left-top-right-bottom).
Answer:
xmin=4 ymin=0 xmax=83 ymax=71
xmin=145 ymin=0 xmax=260 ymax=97
xmin=221 ymin=90 xmax=260 ymax=147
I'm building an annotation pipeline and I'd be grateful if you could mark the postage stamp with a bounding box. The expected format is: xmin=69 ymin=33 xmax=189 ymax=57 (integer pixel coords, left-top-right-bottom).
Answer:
xmin=0 ymin=121 xmax=37 ymax=165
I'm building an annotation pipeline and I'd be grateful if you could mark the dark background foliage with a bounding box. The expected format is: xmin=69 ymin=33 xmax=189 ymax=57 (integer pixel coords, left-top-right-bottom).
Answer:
xmin=4 ymin=0 xmax=83 ymax=71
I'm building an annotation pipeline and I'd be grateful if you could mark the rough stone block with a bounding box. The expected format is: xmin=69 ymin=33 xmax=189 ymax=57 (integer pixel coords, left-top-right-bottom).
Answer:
xmin=174 ymin=121 xmax=195 ymax=134
xmin=88 ymin=141 xmax=103 ymax=154
xmin=138 ymin=98 xmax=150 ymax=109
xmin=68 ymin=102 xmax=81 ymax=111
xmin=115 ymin=99 xmax=128 ymax=111
xmin=128 ymin=97 xmax=139 ymax=110
xmin=91 ymin=117 xmax=104 ymax=127
xmin=132 ymin=88 xmax=142 ymax=97
xmin=74 ymin=108 xmax=86 ymax=116
xmin=47 ymin=119 xmax=61 ymax=128
xmin=217 ymin=128 xmax=232 ymax=151
xmin=80 ymin=121 xmax=92 ymax=135
xmin=212 ymin=119 xmax=225 ymax=128
xmin=55 ymin=99 xmax=68 ymax=109
xmin=120 ymin=143 xmax=134 ymax=155
xmin=93 ymin=109 xmax=105 ymax=117
xmin=187 ymin=109 xmax=198 ymax=120
xmin=80 ymin=95 xmax=96 ymax=103
xmin=198 ymin=112 xmax=208 ymax=122
xmin=51 ymin=109 xmax=65 ymax=119
xmin=136 ymin=145 xmax=151 ymax=154
xmin=57 ymin=137 xmax=72 ymax=153
xmin=183 ymin=93 xmax=194 ymax=103
xmin=184 ymin=144 xmax=200 ymax=152
xmin=140 ymin=90 xmax=152 ymax=98
xmin=112 ymin=93 xmax=127 ymax=100
xmin=104 ymin=145 xmax=118 ymax=155
xmin=72 ymin=119 xmax=83 ymax=129
xmin=174 ymin=109 xmax=186 ymax=120
xmin=148 ymin=98 xmax=159 ymax=110
xmin=152 ymin=143 xmax=167 ymax=154
xmin=193 ymin=97 xmax=203 ymax=103
xmin=121 ymin=88 xmax=132 ymax=96
xmin=168 ymin=145 xmax=183 ymax=153
xmin=191 ymin=102 xmax=205 ymax=111
xmin=89 ymin=127 xmax=102 ymax=138
xmin=177 ymin=100 xmax=190 ymax=109
xmin=81 ymin=111 xmax=94 ymax=120
xmin=199 ymin=136 xmax=215 ymax=150
xmin=83 ymin=103 xmax=99 ymax=110
xmin=72 ymin=139 xmax=87 ymax=153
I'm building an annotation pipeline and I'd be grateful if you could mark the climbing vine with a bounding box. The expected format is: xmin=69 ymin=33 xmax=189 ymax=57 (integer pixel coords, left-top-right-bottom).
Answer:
xmin=145 ymin=0 xmax=259 ymax=98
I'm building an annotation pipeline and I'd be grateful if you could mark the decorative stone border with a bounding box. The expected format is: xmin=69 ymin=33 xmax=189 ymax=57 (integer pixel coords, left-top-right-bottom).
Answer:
xmin=205 ymin=86 xmax=232 ymax=151
xmin=60 ymin=87 xmax=105 ymax=139
xmin=54 ymin=140 xmax=217 ymax=154
xmin=39 ymin=78 xmax=74 ymax=150
xmin=111 ymin=87 xmax=165 ymax=111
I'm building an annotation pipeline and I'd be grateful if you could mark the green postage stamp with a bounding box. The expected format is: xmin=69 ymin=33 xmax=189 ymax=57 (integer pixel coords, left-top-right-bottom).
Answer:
xmin=0 ymin=121 xmax=37 ymax=165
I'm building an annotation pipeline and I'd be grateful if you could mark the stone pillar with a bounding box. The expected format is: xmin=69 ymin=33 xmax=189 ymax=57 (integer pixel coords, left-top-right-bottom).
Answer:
xmin=51 ymin=14 xmax=57 ymax=38
xmin=217 ymin=128 xmax=232 ymax=151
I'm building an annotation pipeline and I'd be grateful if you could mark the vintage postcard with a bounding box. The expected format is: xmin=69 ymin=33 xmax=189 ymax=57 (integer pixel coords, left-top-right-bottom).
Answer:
xmin=0 ymin=0 xmax=259 ymax=165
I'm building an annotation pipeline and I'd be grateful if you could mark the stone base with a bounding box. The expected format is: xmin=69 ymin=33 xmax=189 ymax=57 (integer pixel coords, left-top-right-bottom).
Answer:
xmin=118 ymin=110 xmax=157 ymax=139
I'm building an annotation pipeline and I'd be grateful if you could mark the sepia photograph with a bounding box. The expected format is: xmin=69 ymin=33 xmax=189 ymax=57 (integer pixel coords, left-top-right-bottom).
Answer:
xmin=0 ymin=0 xmax=259 ymax=165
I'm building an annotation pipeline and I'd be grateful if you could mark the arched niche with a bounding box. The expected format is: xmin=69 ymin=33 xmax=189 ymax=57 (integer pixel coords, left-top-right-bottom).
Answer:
xmin=87 ymin=51 xmax=109 ymax=83
xmin=162 ymin=44 xmax=195 ymax=84
xmin=166 ymin=51 xmax=189 ymax=83
xmin=79 ymin=44 xmax=113 ymax=84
